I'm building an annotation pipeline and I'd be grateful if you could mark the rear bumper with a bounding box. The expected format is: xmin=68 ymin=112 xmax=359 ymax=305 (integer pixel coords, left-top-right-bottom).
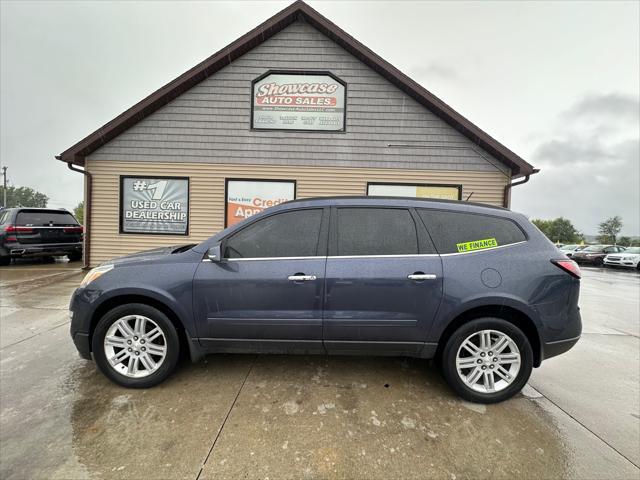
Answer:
xmin=541 ymin=335 xmax=580 ymax=361
xmin=5 ymin=242 xmax=81 ymax=257
xmin=573 ymin=256 xmax=603 ymax=265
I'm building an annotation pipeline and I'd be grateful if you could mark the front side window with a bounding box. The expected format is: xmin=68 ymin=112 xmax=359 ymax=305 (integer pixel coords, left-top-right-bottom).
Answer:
xmin=418 ymin=209 xmax=526 ymax=254
xmin=336 ymin=208 xmax=418 ymax=256
xmin=224 ymin=209 xmax=323 ymax=259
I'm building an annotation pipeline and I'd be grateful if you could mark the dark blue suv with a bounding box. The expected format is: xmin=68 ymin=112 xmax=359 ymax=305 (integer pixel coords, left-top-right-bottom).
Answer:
xmin=69 ymin=197 xmax=581 ymax=403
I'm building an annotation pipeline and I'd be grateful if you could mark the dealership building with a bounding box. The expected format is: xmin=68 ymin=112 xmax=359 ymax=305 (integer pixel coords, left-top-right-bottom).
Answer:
xmin=57 ymin=1 xmax=537 ymax=267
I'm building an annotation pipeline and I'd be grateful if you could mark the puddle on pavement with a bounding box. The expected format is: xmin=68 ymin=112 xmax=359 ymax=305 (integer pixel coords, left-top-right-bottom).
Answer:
xmin=4 ymin=342 xmax=635 ymax=480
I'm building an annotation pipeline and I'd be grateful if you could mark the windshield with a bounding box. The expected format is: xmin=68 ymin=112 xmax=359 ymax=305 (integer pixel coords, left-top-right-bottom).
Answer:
xmin=583 ymin=245 xmax=604 ymax=252
xmin=560 ymin=244 xmax=578 ymax=250
xmin=623 ymin=247 xmax=640 ymax=254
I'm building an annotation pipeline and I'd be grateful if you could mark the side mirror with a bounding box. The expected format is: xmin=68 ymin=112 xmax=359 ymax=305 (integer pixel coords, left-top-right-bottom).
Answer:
xmin=207 ymin=244 xmax=223 ymax=263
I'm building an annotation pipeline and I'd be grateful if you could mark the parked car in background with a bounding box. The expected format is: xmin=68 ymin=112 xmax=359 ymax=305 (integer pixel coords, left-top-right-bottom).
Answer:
xmin=572 ymin=245 xmax=626 ymax=266
xmin=0 ymin=208 xmax=83 ymax=265
xmin=69 ymin=197 xmax=582 ymax=404
xmin=604 ymin=246 xmax=640 ymax=270
xmin=559 ymin=244 xmax=583 ymax=258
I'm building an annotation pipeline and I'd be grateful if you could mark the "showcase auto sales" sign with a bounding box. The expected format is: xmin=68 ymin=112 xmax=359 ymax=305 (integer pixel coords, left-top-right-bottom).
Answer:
xmin=252 ymin=72 xmax=346 ymax=131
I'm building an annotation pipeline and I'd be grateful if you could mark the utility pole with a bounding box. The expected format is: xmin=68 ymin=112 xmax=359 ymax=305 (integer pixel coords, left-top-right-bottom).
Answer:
xmin=1 ymin=166 xmax=7 ymax=208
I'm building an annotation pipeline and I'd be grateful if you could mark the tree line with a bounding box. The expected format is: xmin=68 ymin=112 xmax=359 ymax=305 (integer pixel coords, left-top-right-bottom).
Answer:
xmin=1 ymin=185 xmax=636 ymax=246
xmin=531 ymin=215 xmax=638 ymax=246
xmin=0 ymin=185 xmax=84 ymax=223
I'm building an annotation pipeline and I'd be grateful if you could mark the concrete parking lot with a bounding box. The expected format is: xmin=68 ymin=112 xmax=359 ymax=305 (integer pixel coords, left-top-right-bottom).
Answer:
xmin=1 ymin=260 xmax=638 ymax=479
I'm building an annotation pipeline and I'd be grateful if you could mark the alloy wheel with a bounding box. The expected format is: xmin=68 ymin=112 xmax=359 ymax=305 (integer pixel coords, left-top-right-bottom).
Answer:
xmin=103 ymin=315 xmax=167 ymax=378
xmin=455 ymin=329 xmax=521 ymax=393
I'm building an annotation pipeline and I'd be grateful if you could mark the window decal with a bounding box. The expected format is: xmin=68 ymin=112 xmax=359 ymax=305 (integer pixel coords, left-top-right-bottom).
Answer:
xmin=456 ymin=238 xmax=499 ymax=253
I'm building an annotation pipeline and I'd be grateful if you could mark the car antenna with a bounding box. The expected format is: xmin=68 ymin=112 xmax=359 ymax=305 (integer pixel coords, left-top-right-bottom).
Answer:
xmin=465 ymin=192 xmax=474 ymax=201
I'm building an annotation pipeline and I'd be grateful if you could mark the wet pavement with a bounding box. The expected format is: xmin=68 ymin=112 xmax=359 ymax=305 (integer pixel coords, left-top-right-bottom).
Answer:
xmin=1 ymin=260 xmax=638 ymax=479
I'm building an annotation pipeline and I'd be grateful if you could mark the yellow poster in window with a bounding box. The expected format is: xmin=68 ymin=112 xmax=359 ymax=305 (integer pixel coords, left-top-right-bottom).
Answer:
xmin=416 ymin=186 xmax=460 ymax=200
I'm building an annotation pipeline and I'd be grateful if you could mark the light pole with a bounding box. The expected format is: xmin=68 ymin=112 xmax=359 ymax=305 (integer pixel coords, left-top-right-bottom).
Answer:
xmin=1 ymin=166 xmax=7 ymax=207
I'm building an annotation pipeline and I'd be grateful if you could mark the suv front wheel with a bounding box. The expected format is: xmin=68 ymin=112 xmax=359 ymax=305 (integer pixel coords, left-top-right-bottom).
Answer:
xmin=441 ymin=318 xmax=533 ymax=404
xmin=92 ymin=303 xmax=180 ymax=388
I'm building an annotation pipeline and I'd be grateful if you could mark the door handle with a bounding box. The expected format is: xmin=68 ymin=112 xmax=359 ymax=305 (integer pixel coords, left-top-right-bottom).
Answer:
xmin=407 ymin=273 xmax=437 ymax=281
xmin=288 ymin=274 xmax=317 ymax=282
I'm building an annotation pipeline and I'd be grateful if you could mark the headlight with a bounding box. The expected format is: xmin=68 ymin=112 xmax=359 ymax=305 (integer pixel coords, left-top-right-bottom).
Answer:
xmin=80 ymin=264 xmax=114 ymax=287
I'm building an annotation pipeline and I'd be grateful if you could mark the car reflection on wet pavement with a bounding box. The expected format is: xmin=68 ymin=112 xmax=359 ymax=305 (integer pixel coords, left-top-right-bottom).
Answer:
xmin=1 ymin=260 xmax=638 ymax=479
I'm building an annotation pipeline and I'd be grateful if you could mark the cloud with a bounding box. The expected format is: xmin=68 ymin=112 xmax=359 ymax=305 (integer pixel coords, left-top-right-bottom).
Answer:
xmin=513 ymin=93 xmax=640 ymax=236
xmin=410 ymin=62 xmax=460 ymax=82
xmin=561 ymin=93 xmax=640 ymax=121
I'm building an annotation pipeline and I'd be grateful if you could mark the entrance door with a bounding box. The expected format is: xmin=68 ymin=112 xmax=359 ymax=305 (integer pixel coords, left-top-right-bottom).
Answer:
xmin=323 ymin=207 xmax=443 ymax=356
xmin=193 ymin=208 xmax=328 ymax=354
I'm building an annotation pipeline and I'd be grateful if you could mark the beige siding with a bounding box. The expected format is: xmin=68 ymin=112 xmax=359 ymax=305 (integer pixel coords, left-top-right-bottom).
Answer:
xmin=86 ymin=159 xmax=508 ymax=266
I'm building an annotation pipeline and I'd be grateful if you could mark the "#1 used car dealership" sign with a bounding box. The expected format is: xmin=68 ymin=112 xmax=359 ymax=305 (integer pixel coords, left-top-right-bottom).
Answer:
xmin=120 ymin=176 xmax=189 ymax=234
xmin=252 ymin=72 xmax=346 ymax=131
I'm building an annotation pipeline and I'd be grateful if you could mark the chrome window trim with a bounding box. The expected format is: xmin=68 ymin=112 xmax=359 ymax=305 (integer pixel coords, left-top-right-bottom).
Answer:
xmin=201 ymin=242 xmax=526 ymax=262
xmin=203 ymin=256 xmax=323 ymax=262
xmin=328 ymin=254 xmax=438 ymax=259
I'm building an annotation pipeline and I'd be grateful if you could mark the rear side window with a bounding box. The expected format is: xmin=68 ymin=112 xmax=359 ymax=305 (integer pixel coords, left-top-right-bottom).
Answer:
xmin=16 ymin=211 xmax=78 ymax=227
xmin=336 ymin=208 xmax=418 ymax=256
xmin=418 ymin=209 xmax=526 ymax=254
xmin=225 ymin=209 xmax=323 ymax=258
xmin=0 ymin=210 xmax=10 ymax=224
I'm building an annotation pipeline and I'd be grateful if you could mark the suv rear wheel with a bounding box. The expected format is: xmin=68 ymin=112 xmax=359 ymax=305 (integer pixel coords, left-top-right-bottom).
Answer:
xmin=92 ymin=303 xmax=180 ymax=388
xmin=441 ymin=318 xmax=533 ymax=403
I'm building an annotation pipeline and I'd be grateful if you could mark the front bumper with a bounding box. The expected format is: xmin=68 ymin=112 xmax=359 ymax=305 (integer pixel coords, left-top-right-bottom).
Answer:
xmin=71 ymin=331 xmax=92 ymax=360
xmin=604 ymin=259 xmax=638 ymax=268
xmin=69 ymin=287 xmax=95 ymax=360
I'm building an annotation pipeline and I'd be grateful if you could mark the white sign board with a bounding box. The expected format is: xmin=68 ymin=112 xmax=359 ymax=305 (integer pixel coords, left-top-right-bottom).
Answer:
xmin=367 ymin=183 xmax=461 ymax=200
xmin=252 ymin=73 xmax=346 ymax=131
xmin=226 ymin=180 xmax=295 ymax=227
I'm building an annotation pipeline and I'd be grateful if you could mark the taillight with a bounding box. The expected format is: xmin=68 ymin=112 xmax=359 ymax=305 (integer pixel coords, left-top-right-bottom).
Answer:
xmin=63 ymin=226 xmax=84 ymax=234
xmin=551 ymin=259 xmax=581 ymax=279
xmin=4 ymin=225 xmax=33 ymax=234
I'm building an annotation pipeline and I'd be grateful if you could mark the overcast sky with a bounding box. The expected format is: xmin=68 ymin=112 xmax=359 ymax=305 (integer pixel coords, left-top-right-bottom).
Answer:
xmin=1 ymin=0 xmax=638 ymax=235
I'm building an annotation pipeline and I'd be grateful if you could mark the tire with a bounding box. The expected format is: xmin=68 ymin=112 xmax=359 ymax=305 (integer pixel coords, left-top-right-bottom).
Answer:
xmin=0 ymin=256 xmax=10 ymax=266
xmin=92 ymin=303 xmax=180 ymax=388
xmin=440 ymin=318 xmax=533 ymax=404
xmin=594 ymin=258 xmax=604 ymax=267
xmin=68 ymin=252 xmax=82 ymax=262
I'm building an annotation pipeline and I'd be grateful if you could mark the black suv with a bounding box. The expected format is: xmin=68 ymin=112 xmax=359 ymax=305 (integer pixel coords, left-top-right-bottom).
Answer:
xmin=0 ymin=208 xmax=83 ymax=265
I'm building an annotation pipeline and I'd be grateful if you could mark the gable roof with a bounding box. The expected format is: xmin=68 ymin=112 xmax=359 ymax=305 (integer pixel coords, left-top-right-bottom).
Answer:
xmin=56 ymin=0 xmax=536 ymax=178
